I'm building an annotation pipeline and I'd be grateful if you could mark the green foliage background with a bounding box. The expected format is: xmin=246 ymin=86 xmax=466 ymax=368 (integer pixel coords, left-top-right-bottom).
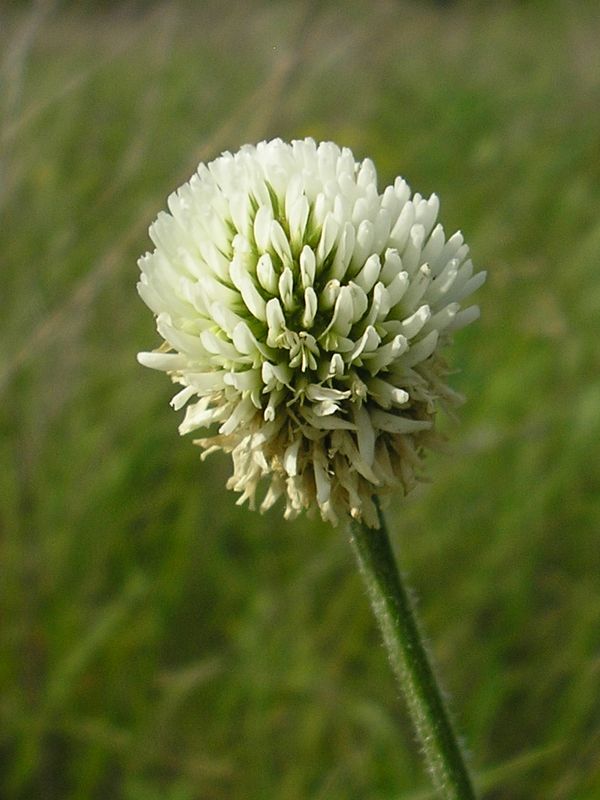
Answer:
xmin=2 ymin=1 xmax=600 ymax=798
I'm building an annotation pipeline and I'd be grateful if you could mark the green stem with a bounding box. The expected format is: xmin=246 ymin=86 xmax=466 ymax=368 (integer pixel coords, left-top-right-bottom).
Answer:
xmin=349 ymin=500 xmax=477 ymax=800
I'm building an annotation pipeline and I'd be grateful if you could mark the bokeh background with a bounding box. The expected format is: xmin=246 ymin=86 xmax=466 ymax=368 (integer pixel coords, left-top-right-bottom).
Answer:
xmin=2 ymin=1 xmax=600 ymax=798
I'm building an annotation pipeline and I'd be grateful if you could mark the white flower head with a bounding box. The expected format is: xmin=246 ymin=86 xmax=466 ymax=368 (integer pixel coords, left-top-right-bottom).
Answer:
xmin=138 ymin=138 xmax=485 ymax=528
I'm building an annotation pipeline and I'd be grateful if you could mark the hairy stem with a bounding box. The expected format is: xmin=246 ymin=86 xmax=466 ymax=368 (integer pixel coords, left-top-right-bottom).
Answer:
xmin=349 ymin=501 xmax=477 ymax=799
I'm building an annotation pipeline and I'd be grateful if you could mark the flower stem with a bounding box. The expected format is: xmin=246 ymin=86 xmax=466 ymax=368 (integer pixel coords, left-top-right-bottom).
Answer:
xmin=349 ymin=501 xmax=477 ymax=800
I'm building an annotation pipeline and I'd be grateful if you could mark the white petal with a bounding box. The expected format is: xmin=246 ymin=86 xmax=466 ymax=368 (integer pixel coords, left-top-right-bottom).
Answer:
xmin=370 ymin=409 xmax=432 ymax=434
xmin=299 ymin=245 xmax=316 ymax=289
xmin=299 ymin=406 xmax=356 ymax=431
xmin=384 ymin=273 xmax=411 ymax=312
xmin=424 ymin=302 xmax=459 ymax=334
xmin=199 ymin=330 xmax=243 ymax=362
xmin=137 ymin=351 xmax=187 ymax=371
xmin=330 ymin=222 xmax=355 ymax=281
xmin=446 ymin=269 xmax=487 ymax=305
xmin=421 ymin=223 xmax=445 ymax=264
xmin=319 ymin=279 xmax=340 ymax=311
xmin=316 ymin=213 xmax=339 ymax=265
xmin=170 ymin=385 xmax=197 ymax=410
xmin=157 ymin=315 xmax=208 ymax=360
xmin=306 ymin=384 xmax=351 ymax=403
xmin=229 ymin=192 xmax=252 ymax=236
xmin=278 ymin=267 xmax=295 ymax=311
xmin=388 ymin=201 xmax=415 ymax=251
xmin=302 ymin=287 xmax=318 ymax=328
xmin=401 ymin=264 xmax=432 ymax=310
xmin=351 ymin=219 xmax=375 ymax=271
xmin=270 ymin=220 xmax=293 ymax=266
xmin=446 ymin=305 xmax=480 ymax=331
xmin=401 ymin=305 xmax=431 ymax=339
xmin=349 ymin=325 xmax=380 ymax=362
xmin=219 ymin=396 xmax=256 ymax=435
xmin=232 ymin=321 xmax=271 ymax=359
xmin=330 ymin=286 xmax=355 ymax=337
xmin=261 ymin=360 xmax=292 ymax=390
xmin=401 ymin=224 xmax=426 ymax=276
xmin=415 ymin=194 xmax=439 ymax=238
xmin=185 ymin=371 xmax=228 ymax=391
xmin=313 ymin=447 xmax=331 ymax=506
xmin=265 ymin=298 xmax=286 ymax=347
xmin=328 ymin=353 xmax=345 ymax=378
xmin=210 ymin=302 xmax=245 ymax=338
xmin=353 ymin=254 xmax=381 ymax=294
xmin=229 ymin=255 xmax=267 ymax=321
xmin=287 ymin=194 xmax=309 ymax=247
xmin=368 ymin=378 xmax=409 ymax=408
xmin=283 ymin=438 xmax=302 ymax=476
xmin=354 ymin=405 xmax=375 ymax=468
xmin=256 ymin=253 xmax=278 ymax=294
xmin=403 ymin=329 xmax=439 ymax=367
xmin=254 ymin=205 xmax=274 ymax=252
xmin=348 ymin=282 xmax=368 ymax=323
xmin=180 ymin=400 xmax=229 ymax=434
xmin=363 ymin=334 xmax=408 ymax=374
xmin=380 ymin=248 xmax=403 ymax=284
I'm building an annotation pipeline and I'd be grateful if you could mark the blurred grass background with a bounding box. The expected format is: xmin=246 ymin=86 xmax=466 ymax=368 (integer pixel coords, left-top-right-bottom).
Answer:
xmin=1 ymin=1 xmax=600 ymax=798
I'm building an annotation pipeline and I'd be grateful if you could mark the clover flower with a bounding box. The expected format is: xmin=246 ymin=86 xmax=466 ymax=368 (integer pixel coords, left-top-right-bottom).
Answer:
xmin=137 ymin=138 xmax=485 ymax=527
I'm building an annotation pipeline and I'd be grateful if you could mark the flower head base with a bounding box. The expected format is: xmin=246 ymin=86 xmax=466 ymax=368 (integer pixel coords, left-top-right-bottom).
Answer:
xmin=138 ymin=139 xmax=485 ymax=528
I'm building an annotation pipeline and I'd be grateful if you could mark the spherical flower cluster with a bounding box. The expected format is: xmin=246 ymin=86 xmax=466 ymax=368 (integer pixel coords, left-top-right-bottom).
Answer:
xmin=137 ymin=138 xmax=485 ymax=528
